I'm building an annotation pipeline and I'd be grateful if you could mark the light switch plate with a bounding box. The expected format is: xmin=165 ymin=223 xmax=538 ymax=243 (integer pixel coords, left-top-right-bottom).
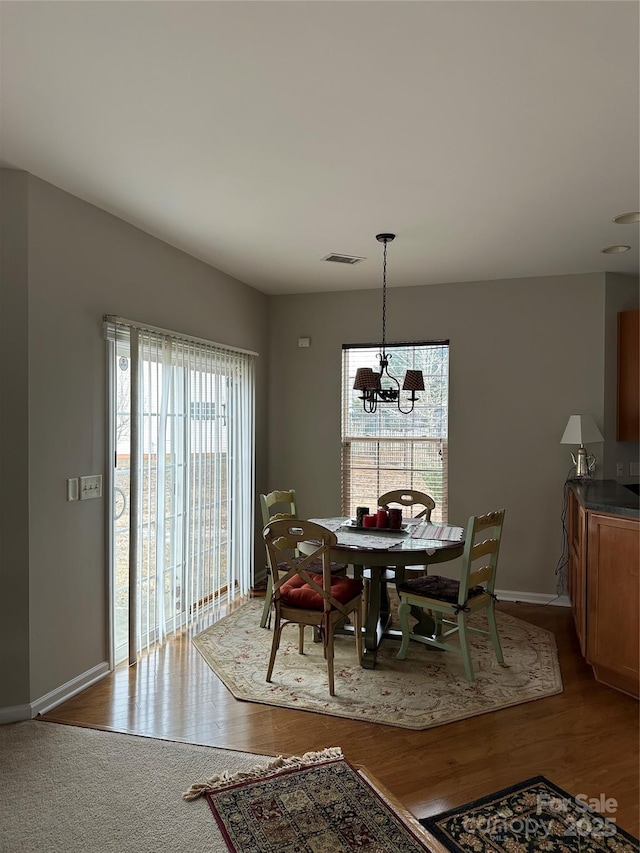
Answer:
xmin=80 ymin=474 xmax=103 ymax=500
xmin=66 ymin=478 xmax=79 ymax=501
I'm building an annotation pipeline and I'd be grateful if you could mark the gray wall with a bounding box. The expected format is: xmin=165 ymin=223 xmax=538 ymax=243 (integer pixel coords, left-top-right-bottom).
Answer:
xmin=267 ymin=272 xmax=623 ymax=596
xmin=2 ymin=166 xmax=636 ymax=714
xmin=0 ymin=170 xmax=269 ymax=710
xmin=0 ymin=170 xmax=31 ymax=709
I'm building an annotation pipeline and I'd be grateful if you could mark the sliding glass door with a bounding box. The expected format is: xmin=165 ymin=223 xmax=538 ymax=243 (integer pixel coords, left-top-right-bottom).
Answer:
xmin=105 ymin=317 xmax=255 ymax=665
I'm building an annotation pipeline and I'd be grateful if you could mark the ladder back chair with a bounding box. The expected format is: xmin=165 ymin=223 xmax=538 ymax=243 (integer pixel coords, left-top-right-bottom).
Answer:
xmin=263 ymin=519 xmax=363 ymax=696
xmin=396 ymin=509 xmax=506 ymax=682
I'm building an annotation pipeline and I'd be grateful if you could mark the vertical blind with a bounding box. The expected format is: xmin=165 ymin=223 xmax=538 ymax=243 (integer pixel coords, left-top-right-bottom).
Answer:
xmin=341 ymin=342 xmax=449 ymax=522
xmin=104 ymin=316 xmax=256 ymax=663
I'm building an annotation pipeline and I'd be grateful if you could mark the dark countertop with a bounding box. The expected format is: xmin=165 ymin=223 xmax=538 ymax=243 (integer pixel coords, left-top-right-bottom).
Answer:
xmin=569 ymin=479 xmax=640 ymax=519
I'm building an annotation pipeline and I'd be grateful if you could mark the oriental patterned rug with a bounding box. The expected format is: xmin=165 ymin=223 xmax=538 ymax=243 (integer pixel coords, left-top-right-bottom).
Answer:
xmin=184 ymin=747 xmax=434 ymax=852
xmin=192 ymin=599 xmax=562 ymax=730
xmin=420 ymin=776 xmax=640 ymax=853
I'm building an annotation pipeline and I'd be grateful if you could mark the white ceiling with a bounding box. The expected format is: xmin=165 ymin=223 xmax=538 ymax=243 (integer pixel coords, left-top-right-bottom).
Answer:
xmin=1 ymin=1 xmax=638 ymax=295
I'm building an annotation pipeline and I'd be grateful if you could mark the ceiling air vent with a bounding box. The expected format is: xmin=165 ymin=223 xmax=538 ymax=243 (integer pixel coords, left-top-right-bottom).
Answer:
xmin=321 ymin=253 xmax=366 ymax=265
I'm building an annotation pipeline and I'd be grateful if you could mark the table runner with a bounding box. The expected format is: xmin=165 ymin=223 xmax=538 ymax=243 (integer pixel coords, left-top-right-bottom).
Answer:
xmin=308 ymin=517 xmax=464 ymax=551
xmin=409 ymin=522 xmax=465 ymax=541
xmin=308 ymin=517 xmax=408 ymax=549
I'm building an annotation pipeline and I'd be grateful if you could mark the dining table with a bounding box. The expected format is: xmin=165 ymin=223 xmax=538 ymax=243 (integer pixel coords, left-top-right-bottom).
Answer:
xmin=303 ymin=516 xmax=465 ymax=669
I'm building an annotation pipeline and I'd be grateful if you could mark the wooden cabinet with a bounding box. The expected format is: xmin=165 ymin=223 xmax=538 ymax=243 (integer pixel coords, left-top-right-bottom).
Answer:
xmin=617 ymin=309 xmax=639 ymax=441
xmin=587 ymin=512 xmax=639 ymax=698
xmin=566 ymin=488 xmax=639 ymax=698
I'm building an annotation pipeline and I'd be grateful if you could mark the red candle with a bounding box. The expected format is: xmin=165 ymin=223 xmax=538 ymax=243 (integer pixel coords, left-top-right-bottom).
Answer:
xmin=376 ymin=509 xmax=389 ymax=528
xmin=362 ymin=514 xmax=377 ymax=528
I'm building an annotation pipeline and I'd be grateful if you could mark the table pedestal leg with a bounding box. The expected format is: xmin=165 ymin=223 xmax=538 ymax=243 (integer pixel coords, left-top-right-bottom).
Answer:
xmin=390 ymin=567 xmax=436 ymax=638
xmin=361 ymin=569 xmax=391 ymax=669
xmin=410 ymin=608 xmax=437 ymax=637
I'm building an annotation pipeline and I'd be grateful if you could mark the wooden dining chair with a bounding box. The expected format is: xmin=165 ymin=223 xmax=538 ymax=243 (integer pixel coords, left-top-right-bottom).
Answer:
xmin=378 ymin=489 xmax=436 ymax=522
xmin=259 ymin=490 xmax=347 ymax=628
xmin=395 ymin=509 xmax=506 ymax=682
xmin=364 ymin=489 xmax=438 ymax=617
xmin=259 ymin=490 xmax=298 ymax=628
xmin=263 ymin=519 xmax=363 ymax=696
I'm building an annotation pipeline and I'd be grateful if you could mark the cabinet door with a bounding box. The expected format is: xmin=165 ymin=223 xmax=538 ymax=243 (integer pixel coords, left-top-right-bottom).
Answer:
xmin=586 ymin=512 xmax=639 ymax=697
xmin=617 ymin=309 xmax=639 ymax=441
xmin=567 ymin=490 xmax=587 ymax=654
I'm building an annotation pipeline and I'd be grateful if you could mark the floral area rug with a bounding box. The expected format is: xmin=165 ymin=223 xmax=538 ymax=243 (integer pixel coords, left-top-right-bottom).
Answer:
xmin=420 ymin=776 xmax=640 ymax=852
xmin=192 ymin=599 xmax=562 ymax=730
xmin=184 ymin=747 xmax=433 ymax=852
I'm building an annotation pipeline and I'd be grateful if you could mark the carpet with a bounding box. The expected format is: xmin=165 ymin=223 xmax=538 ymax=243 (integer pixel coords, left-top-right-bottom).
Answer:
xmin=420 ymin=776 xmax=640 ymax=853
xmin=0 ymin=720 xmax=274 ymax=853
xmin=192 ymin=599 xmax=563 ymax=729
xmin=184 ymin=746 xmax=436 ymax=851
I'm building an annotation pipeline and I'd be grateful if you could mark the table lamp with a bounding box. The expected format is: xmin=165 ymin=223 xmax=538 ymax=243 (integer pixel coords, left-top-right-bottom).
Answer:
xmin=560 ymin=414 xmax=604 ymax=479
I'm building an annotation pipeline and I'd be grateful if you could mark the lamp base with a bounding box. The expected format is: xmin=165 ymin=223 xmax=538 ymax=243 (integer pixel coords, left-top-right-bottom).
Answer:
xmin=575 ymin=446 xmax=590 ymax=478
xmin=571 ymin=445 xmax=596 ymax=479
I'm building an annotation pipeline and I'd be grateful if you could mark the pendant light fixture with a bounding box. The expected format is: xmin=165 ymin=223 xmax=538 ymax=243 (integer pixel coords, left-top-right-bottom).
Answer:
xmin=352 ymin=234 xmax=424 ymax=414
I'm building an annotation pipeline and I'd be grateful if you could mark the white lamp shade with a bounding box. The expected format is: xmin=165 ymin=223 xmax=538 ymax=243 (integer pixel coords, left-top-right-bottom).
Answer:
xmin=560 ymin=414 xmax=604 ymax=445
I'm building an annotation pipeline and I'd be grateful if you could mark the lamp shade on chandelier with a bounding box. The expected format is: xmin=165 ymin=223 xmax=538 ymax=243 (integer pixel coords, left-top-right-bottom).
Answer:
xmin=353 ymin=234 xmax=424 ymax=414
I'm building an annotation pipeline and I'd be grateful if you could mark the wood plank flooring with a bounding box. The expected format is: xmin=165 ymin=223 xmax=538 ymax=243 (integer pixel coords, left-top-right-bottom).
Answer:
xmin=42 ymin=600 xmax=639 ymax=837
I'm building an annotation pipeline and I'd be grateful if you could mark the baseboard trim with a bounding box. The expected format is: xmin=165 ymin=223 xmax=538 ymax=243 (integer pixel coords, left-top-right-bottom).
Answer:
xmin=33 ymin=661 xmax=111 ymax=717
xmin=0 ymin=703 xmax=33 ymax=725
xmin=1 ymin=661 xmax=114 ymax=724
xmin=496 ymin=589 xmax=571 ymax=607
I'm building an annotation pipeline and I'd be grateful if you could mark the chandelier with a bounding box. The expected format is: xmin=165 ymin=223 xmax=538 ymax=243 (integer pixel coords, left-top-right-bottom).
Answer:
xmin=352 ymin=234 xmax=424 ymax=414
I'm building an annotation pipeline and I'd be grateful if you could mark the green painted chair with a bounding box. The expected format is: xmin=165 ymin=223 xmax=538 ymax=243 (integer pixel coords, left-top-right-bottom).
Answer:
xmin=378 ymin=489 xmax=436 ymax=522
xmin=377 ymin=488 xmax=437 ymax=583
xmin=395 ymin=509 xmax=506 ymax=682
xmin=365 ymin=489 xmax=438 ymax=619
xmin=259 ymin=490 xmax=298 ymax=628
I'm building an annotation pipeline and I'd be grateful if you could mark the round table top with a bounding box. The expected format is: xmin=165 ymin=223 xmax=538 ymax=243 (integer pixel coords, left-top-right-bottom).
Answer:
xmin=305 ymin=517 xmax=465 ymax=567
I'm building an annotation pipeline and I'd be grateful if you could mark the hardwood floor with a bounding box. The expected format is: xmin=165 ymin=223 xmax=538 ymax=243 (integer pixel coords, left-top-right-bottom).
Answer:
xmin=41 ymin=600 xmax=639 ymax=837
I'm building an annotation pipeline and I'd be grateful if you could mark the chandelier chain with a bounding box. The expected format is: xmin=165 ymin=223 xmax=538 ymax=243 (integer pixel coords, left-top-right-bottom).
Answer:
xmin=352 ymin=232 xmax=422 ymax=414
xmin=381 ymin=239 xmax=387 ymax=352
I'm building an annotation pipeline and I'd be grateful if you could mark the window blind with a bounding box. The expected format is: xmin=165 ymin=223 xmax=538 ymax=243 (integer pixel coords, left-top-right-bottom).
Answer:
xmin=104 ymin=316 xmax=256 ymax=663
xmin=341 ymin=342 xmax=449 ymax=522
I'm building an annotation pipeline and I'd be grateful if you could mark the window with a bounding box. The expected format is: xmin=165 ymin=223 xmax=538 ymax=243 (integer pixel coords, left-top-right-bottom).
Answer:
xmin=341 ymin=342 xmax=449 ymax=522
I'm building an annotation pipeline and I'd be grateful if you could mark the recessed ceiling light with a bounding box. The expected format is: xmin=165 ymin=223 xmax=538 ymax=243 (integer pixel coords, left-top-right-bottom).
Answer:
xmin=613 ymin=212 xmax=640 ymax=224
xmin=601 ymin=245 xmax=631 ymax=254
